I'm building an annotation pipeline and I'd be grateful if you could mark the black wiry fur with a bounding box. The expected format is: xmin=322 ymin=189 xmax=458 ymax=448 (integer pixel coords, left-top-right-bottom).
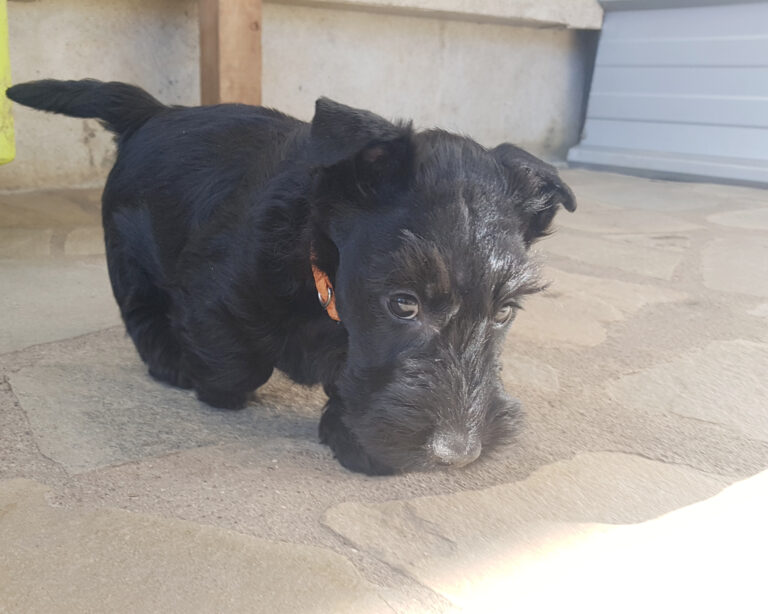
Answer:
xmin=7 ymin=79 xmax=576 ymax=475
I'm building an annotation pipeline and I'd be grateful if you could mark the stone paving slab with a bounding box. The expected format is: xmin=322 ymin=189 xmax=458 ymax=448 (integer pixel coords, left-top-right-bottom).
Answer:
xmin=511 ymin=268 xmax=686 ymax=346
xmin=556 ymin=203 xmax=702 ymax=235
xmin=0 ymin=257 xmax=121 ymax=354
xmin=500 ymin=352 xmax=559 ymax=397
xmin=601 ymin=231 xmax=691 ymax=253
xmin=323 ymin=453 xmax=733 ymax=612
xmin=701 ymin=237 xmax=768 ymax=298
xmin=559 ymin=169 xmax=768 ymax=211
xmin=544 ymin=231 xmax=684 ymax=279
xmin=607 ymin=340 xmax=768 ymax=443
xmin=749 ymin=303 xmax=768 ymax=318
xmin=8 ymin=328 xmax=326 ymax=474
xmin=706 ymin=207 xmax=768 ymax=230
xmin=0 ymin=478 xmax=391 ymax=614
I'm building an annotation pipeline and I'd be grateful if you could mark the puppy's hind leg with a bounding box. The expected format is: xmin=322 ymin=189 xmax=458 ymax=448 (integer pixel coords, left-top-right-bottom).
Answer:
xmin=105 ymin=209 xmax=190 ymax=390
xmin=128 ymin=294 xmax=191 ymax=390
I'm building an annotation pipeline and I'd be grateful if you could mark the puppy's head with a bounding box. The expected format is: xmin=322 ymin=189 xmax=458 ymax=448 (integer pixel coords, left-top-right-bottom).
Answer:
xmin=309 ymin=99 xmax=575 ymax=473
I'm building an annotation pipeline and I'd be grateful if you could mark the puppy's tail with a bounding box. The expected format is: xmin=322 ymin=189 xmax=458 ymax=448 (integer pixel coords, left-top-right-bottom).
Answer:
xmin=6 ymin=79 xmax=166 ymax=136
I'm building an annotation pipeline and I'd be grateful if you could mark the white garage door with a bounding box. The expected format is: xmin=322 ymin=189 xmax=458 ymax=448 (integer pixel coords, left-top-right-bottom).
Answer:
xmin=568 ymin=0 xmax=768 ymax=186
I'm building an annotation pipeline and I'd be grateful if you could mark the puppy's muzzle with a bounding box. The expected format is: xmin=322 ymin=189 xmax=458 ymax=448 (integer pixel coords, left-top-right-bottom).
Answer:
xmin=428 ymin=430 xmax=482 ymax=467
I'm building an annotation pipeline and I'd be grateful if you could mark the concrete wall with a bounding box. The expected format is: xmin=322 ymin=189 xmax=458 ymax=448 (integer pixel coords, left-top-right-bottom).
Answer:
xmin=1 ymin=0 xmax=598 ymax=191
xmin=2 ymin=0 xmax=200 ymax=191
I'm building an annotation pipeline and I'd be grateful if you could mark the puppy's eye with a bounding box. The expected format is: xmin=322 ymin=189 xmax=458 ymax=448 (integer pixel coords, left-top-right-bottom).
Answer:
xmin=493 ymin=303 xmax=518 ymax=325
xmin=388 ymin=294 xmax=420 ymax=320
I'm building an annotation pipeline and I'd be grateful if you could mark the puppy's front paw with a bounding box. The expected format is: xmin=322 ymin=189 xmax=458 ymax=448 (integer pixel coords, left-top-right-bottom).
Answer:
xmin=196 ymin=387 xmax=249 ymax=410
xmin=148 ymin=365 xmax=193 ymax=390
xmin=319 ymin=401 xmax=394 ymax=476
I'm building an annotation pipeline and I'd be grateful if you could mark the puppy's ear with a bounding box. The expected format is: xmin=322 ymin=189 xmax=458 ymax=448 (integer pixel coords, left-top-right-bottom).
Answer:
xmin=310 ymin=98 xmax=413 ymax=193
xmin=311 ymin=98 xmax=408 ymax=165
xmin=492 ymin=143 xmax=576 ymax=246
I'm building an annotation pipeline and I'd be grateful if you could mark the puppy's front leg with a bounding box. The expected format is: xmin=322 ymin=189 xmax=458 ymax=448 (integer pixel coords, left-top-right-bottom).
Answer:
xmin=192 ymin=357 xmax=274 ymax=410
xmin=196 ymin=387 xmax=251 ymax=410
xmin=319 ymin=397 xmax=393 ymax=476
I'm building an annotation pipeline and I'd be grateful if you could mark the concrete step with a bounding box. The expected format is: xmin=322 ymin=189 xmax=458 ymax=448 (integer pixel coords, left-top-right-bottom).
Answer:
xmin=0 ymin=188 xmax=104 ymax=258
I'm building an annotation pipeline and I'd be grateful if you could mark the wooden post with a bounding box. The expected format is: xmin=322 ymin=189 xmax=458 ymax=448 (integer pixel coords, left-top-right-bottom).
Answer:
xmin=199 ymin=0 xmax=262 ymax=106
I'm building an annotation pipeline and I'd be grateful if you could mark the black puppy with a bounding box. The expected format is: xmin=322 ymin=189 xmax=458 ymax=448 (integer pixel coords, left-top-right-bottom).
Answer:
xmin=7 ymin=79 xmax=575 ymax=475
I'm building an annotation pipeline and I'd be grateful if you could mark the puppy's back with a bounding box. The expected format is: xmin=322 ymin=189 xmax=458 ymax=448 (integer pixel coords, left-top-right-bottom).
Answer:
xmin=102 ymin=101 xmax=310 ymax=274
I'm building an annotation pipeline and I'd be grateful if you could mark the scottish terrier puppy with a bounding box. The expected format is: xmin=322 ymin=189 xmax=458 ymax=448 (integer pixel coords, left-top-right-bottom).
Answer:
xmin=7 ymin=79 xmax=575 ymax=475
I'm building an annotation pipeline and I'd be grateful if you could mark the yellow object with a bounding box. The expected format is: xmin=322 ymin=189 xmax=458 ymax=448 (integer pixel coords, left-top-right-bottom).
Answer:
xmin=0 ymin=0 xmax=14 ymax=165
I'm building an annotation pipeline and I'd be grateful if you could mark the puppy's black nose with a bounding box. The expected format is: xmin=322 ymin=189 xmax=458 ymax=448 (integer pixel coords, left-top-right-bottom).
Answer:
xmin=429 ymin=431 xmax=482 ymax=467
